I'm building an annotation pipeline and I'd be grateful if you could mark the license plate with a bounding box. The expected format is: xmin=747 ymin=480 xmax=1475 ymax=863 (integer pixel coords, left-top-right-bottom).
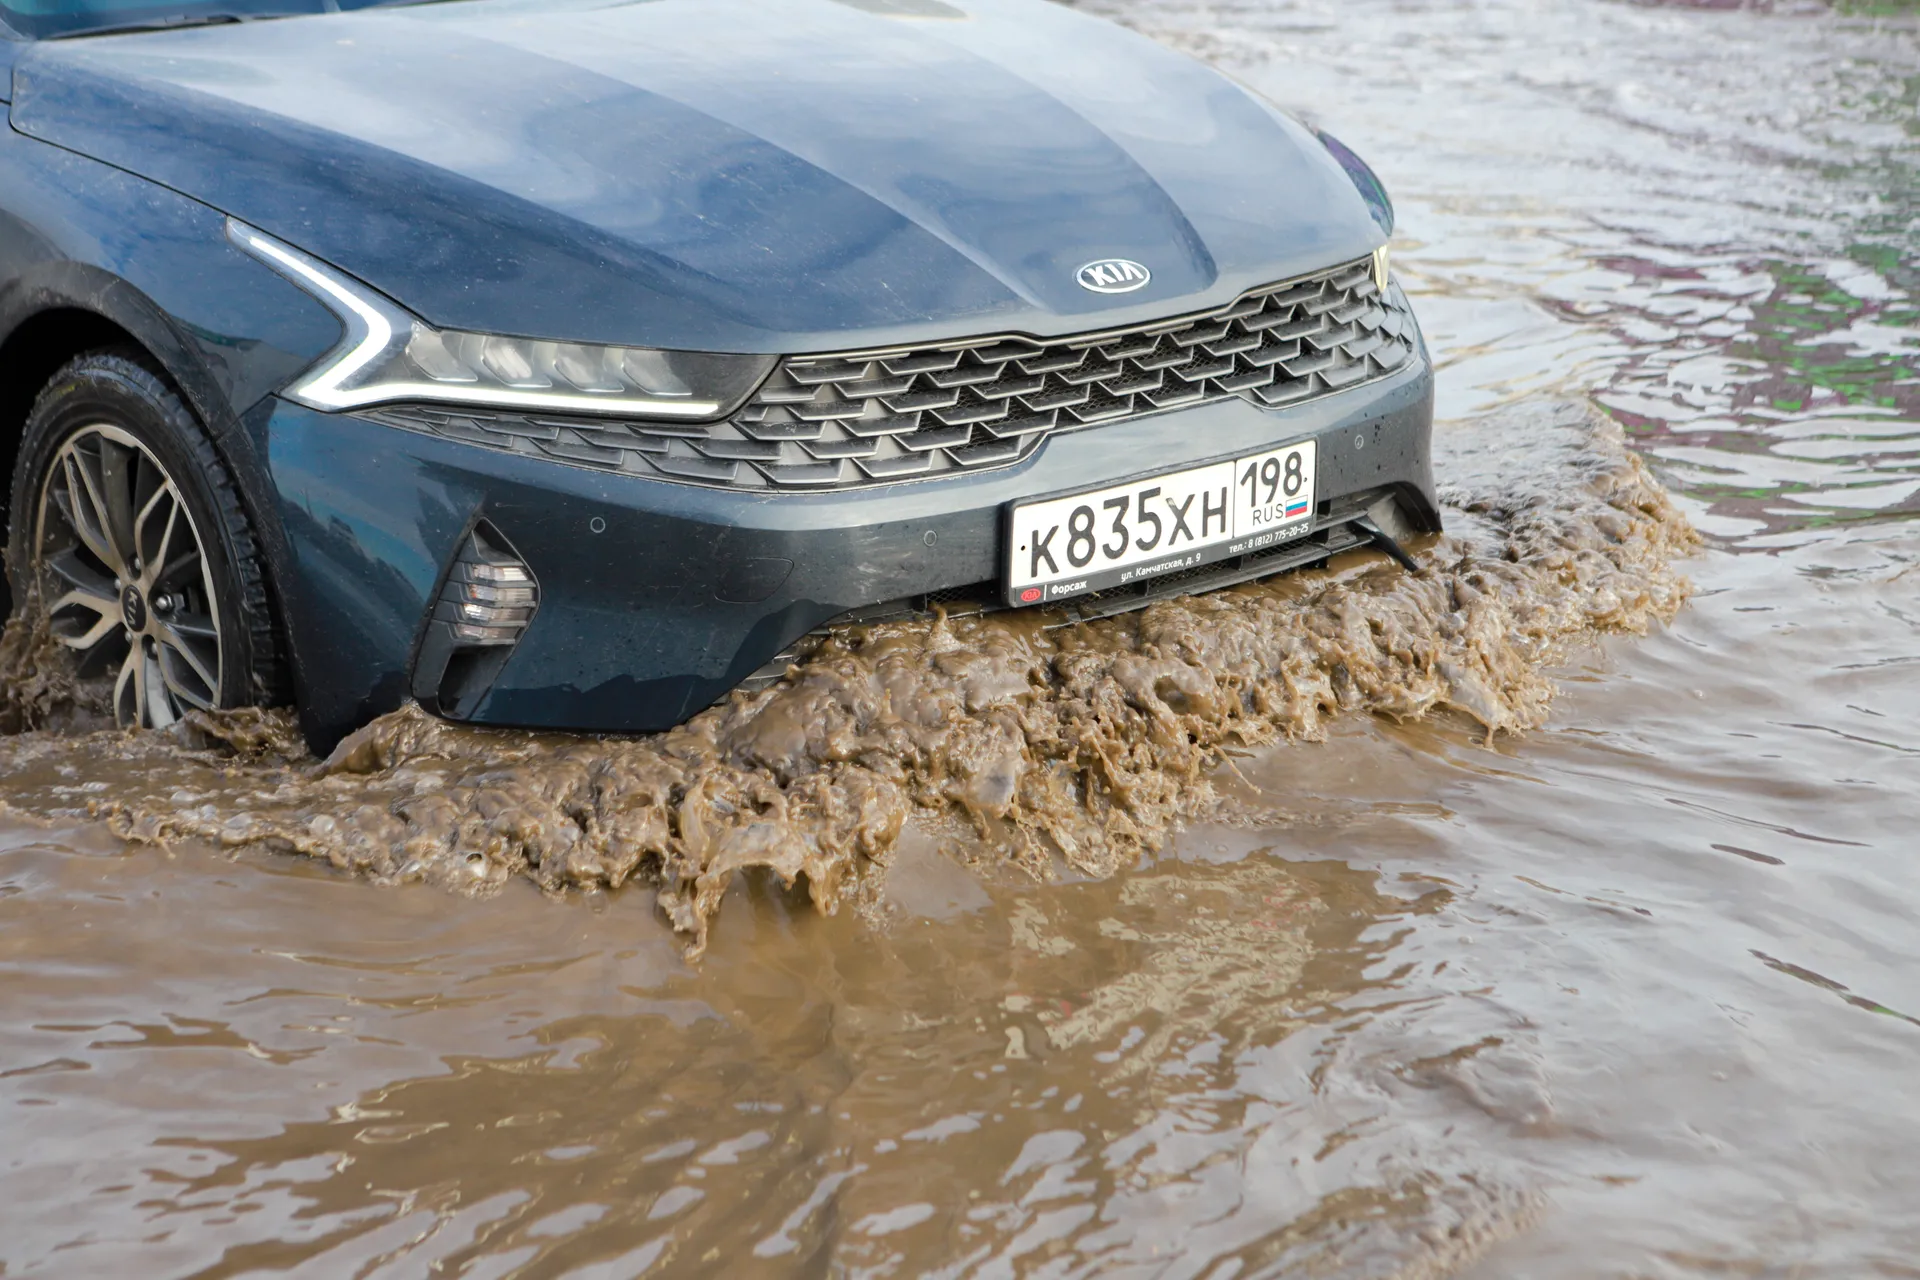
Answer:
xmin=1005 ymin=440 xmax=1317 ymax=605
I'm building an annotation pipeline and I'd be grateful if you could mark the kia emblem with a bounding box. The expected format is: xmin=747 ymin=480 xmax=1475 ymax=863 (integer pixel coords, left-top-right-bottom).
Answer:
xmin=1075 ymin=259 xmax=1151 ymax=294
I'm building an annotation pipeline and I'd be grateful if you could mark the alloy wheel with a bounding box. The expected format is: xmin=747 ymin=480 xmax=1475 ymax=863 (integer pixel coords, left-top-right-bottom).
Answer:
xmin=34 ymin=422 xmax=226 ymax=729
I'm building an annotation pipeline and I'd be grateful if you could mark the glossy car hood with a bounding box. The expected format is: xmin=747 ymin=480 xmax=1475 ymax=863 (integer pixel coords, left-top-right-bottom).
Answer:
xmin=11 ymin=0 xmax=1384 ymax=353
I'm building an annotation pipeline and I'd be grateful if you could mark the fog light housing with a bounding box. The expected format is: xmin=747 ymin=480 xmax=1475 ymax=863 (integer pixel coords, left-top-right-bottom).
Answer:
xmin=413 ymin=523 xmax=540 ymax=718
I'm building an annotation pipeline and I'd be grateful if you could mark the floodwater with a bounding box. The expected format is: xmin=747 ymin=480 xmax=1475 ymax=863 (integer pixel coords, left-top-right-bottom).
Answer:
xmin=3 ymin=0 xmax=1917 ymax=1274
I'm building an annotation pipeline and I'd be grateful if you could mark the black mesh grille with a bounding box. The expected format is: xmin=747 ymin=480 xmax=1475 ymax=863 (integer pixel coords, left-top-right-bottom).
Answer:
xmin=366 ymin=258 xmax=1415 ymax=492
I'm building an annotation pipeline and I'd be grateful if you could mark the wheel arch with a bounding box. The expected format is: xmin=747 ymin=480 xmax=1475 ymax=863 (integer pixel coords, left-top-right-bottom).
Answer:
xmin=0 ymin=261 xmax=239 ymax=421
xmin=0 ymin=265 xmax=261 ymax=616
xmin=0 ymin=306 xmax=133 ymax=539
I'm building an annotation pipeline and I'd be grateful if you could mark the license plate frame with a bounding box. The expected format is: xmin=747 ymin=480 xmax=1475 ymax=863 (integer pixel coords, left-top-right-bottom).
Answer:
xmin=1003 ymin=439 xmax=1318 ymax=606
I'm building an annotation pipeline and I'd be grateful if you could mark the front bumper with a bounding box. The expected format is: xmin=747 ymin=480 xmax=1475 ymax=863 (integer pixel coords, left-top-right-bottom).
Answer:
xmin=262 ymin=350 xmax=1435 ymax=751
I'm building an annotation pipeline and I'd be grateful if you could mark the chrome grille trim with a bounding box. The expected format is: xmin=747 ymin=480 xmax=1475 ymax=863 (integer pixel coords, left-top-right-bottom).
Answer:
xmin=364 ymin=257 xmax=1416 ymax=491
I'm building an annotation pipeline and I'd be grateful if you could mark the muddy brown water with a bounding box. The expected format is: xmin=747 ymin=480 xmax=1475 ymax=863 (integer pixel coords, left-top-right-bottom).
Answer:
xmin=3 ymin=0 xmax=1918 ymax=1274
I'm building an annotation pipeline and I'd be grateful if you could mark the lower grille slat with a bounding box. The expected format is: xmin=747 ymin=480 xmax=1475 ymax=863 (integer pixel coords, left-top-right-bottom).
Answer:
xmin=842 ymin=414 xmax=925 ymax=439
xmin=1252 ymin=378 xmax=1323 ymax=408
xmin=1142 ymin=382 xmax=1210 ymax=410
xmin=856 ymin=451 xmax=937 ymax=479
xmin=737 ymin=418 xmax=826 ymax=442
xmin=798 ymin=436 xmax=878 ymax=460
xmin=950 ymin=437 xmax=1025 ymax=467
xmin=756 ymin=459 xmax=847 ymax=487
xmin=898 ymin=424 xmax=973 ymax=452
xmin=982 ymin=410 xmax=1060 ymax=439
xmin=1214 ymin=366 xmax=1281 ymax=395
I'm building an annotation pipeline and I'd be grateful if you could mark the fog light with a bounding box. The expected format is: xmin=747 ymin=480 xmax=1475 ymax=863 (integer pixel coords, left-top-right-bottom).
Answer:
xmin=445 ymin=539 xmax=539 ymax=644
xmin=413 ymin=522 xmax=541 ymax=719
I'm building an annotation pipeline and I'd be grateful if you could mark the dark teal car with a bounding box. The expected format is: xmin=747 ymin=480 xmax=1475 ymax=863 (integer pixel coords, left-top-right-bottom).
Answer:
xmin=0 ymin=0 xmax=1436 ymax=751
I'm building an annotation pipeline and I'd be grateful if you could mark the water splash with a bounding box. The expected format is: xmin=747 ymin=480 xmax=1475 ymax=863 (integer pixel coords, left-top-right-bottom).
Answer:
xmin=0 ymin=399 xmax=1695 ymax=955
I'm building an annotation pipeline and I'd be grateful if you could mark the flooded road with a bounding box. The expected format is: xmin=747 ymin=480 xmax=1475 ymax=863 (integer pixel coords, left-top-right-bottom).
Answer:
xmin=4 ymin=0 xmax=1918 ymax=1274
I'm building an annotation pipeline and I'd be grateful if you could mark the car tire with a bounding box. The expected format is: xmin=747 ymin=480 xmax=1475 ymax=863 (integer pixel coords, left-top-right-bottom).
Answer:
xmin=6 ymin=350 xmax=284 ymax=728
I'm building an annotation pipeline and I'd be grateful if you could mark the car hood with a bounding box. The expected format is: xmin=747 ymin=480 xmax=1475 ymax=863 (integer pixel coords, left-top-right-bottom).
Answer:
xmin=11 ymin=0 xmax=1384 ymax=354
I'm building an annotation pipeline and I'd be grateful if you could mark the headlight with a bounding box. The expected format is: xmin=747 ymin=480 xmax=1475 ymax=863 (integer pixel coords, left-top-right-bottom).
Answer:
xmin=229 ymin=220 xmax=774 ymax=418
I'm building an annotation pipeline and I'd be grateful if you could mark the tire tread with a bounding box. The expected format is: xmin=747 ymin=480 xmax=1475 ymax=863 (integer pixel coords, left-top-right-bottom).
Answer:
xmin=11 ymin=349 xmax=287 ymax=710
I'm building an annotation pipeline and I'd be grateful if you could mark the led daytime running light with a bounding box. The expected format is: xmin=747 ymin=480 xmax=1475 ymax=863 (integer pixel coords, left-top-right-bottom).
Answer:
xmin=228 ymin=220 xmax=770 ymax=419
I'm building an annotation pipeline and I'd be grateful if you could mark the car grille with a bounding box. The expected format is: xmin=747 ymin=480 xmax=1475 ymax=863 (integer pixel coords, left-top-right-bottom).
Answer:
xmin=365 ymin=257 xmax=1416 ymax=492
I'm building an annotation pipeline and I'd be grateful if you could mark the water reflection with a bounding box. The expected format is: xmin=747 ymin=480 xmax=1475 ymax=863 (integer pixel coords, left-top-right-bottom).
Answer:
xmin=6 ymin=823 xmax=1532 ymax=1275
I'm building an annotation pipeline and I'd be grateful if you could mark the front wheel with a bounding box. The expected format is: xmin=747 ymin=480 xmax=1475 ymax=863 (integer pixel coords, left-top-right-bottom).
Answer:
xmin=7 ymin=352 xmax=284 ymax=729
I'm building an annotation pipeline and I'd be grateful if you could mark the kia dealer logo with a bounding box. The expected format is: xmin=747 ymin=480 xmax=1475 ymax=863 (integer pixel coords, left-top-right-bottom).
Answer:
xmin=1075 ymin=259 xmax=1151 ymax=294
xmin=1020 ymin=587 xmax=1042 ymax=603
